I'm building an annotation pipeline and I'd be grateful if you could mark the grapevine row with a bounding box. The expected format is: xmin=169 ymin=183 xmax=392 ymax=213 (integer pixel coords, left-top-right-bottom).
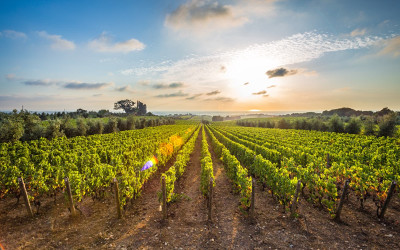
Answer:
xmin=208 ymin=125 xmax=302 ymax=212
xmin=162 ymin=125 xmax=201 ymax=203
xmin=212 ymin=124 xmax=399 ymax=216
xmin=205 ymin=125 xmax=252 ymax=210
xmin=200 ymin=125 xmax=214 ymax=197
xmin=0 ymin=124 xmax=198 ymax=211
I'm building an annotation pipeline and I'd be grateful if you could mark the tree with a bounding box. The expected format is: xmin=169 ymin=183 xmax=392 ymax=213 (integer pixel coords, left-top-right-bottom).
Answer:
xmin=375 ymin=107 xmax=394 ymax=117
xmin=345 ymin=117 xmax=361 ymax=134
xmin=76 ymin=118 xmax=88 ymax=136
xmin=378 ymin=113 xmax=397 ymax=137
xmin=114 ymin=99 xmax=137 ymax=114
xmin=363 ymin=117 xmax=376 ymax=136
xmin=104 ymin=118 xmax=118 ymax=133
xmin=45 ymin=120 xmax=64 ymax=140
xmin=277 ymin=119 xmax=291 ymax=129
xmin=0 ymin=118 xmax=24 ymax=142
xmin=329 ymin=114 xmax=344 ymax=133
xmin=126 ymin=116 xmax=135 ymax=130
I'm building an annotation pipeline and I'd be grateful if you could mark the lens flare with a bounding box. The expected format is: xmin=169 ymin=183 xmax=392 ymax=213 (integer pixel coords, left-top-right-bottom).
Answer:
xmin=141 ymin=133 xmax=184 ymax=171
xmin=141 ymin=155 xmax=159 ymax=171
xmin=159 ymin=134 xmax=183 ymax=157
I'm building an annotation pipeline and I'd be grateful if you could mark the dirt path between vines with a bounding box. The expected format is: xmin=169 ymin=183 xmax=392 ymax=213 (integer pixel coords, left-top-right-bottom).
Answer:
xmin=114 ymin=127 xmax=207 ymax=248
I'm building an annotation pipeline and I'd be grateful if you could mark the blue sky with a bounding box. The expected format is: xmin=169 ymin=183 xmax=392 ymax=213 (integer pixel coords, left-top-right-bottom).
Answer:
xmin=1 ymin=0 xmax=399 ymax=112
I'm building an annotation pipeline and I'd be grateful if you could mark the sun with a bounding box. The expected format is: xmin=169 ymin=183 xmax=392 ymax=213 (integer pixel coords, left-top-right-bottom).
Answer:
xmin=223 ymin=50 xmax=280 ymax=100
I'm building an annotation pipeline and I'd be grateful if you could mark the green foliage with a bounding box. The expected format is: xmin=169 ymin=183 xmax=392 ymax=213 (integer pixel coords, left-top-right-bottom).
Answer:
xmin=104 ymin=118 xmax=118 ymax=134
xmin=329 ymin=114 xmax=345 ymax=133
xmin=200 ymin=126 xmax=215 ymax=197
xmin=76 ymin=118 xmax=88 ymax=136
xmin=210 ymin=123 xmax=400 ymax=215
xmin=205 ymin=125 xmax=252 ymax=209
xmin=0 ymin=109 xmax=175 ymax=143
xmin=45 ymin=120 xmax=65 ymax=140
xmin=0 ymin=124 xmax=199 ymax=208
xmin=345 ymin=117 xmax=361 ymax=134
xmin=363 ymin=117 xmax=376 ymax=136
xmin=277 ymin=119 xmax=291 ymax=129
xmin=0 ymin=118 xmax=24 ymax=142
xmin=378 ymin=113 xmax=397 ymax=137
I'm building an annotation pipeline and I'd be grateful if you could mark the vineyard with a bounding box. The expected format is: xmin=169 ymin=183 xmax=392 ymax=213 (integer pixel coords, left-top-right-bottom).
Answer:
xmin=0 ymin=122 xmax=399 ymax=249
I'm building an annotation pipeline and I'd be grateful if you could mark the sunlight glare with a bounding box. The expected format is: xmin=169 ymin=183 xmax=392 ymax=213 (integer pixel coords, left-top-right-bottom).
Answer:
xmin=224 ymin=50 xmax=280 ymax=100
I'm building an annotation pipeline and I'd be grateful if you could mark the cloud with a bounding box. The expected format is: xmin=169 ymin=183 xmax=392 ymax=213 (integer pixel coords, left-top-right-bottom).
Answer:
xmin=23 ymin=79 xmax=59 ymax=86
xmin=37 ymin=31 xmax=75 ymax=50
xmin=262 ymin=94 xmax=269 ymax=97
xmin=115 ymin=85 xmax=134 ymax=93
xmin=64 ymin=82 xmax=113 ymax=90
xmin=186 ymin=93 xmax=203 ymax=100
xmin=88 ymin=32 xmax=145 ymax=53
xmin=266 ymin=67 xmax=298 ymax=78
xmin=93 ymin=94 xmax=103 ymax=97
xmin=205 ymin=96 xmax=235 ymax=102
xmin=0 ymin=30 xmax=27 ymax=39
xmin=19 ymin=77 xmax=115 ymax=91
xmin=155 ymin=90 xmax=188 ymax=98
xmin=153 ymin=82 xmax=184 ymax=89
xmin=350 ymin=28 xmax=366 ymax=37
xmin=165 ymin=0 xmax=248 ymax=33
xmin=122 ymin=31 xmax=383 ymax=88
xmin=252 ymin=90 xmax=267 ymax=95
xmin=206 ymin=90 xmax=220 ymax=95
xmin=379 ymin=36 xmax=400 ymax=57
xmin=267 ymin=85 xmax=276 ymax=88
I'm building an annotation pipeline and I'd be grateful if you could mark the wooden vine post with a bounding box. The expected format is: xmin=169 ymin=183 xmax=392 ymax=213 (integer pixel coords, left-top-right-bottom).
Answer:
xmin=290 ymin=180 xmax=302 ymax=217
xmin=208 ymin=177 xmax=213 ymax=222
xmin=334 ymin=179 xmax=350 ymax=221
xmin=378 ymin=181 xmax=397 ymax=219
xmin=113 ymin=178 xmax=122 ymax=219
xmin=162 ymin=176 xmax=167 ymax=220
xmin=326 ymin=153 xmax=331 ymax=167
xmin=250 ymin=177 xmax=256 ymax=221
xmin=18 ymin=177 xmax=33 ymax=217
xmin=64 ymin=177 xmax=76 ymax=216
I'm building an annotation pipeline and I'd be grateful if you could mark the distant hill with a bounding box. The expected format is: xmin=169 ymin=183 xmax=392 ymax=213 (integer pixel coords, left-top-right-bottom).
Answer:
xmin=322 ymin=107 xmax=374 ymax=117
xmin=283 ymin=107 xmax=396 ymax=117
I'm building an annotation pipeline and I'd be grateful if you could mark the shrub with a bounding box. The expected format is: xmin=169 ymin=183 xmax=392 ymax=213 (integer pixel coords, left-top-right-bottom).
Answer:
xmin=345 ymin=118 xmax=361 ymax=134
xmin=378 ymin=113 xmax=397 ymax=137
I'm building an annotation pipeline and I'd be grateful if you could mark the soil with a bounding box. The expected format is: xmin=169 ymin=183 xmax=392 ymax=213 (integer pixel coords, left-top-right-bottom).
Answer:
xmin=1 ymin=130 xmax=400 ymax=249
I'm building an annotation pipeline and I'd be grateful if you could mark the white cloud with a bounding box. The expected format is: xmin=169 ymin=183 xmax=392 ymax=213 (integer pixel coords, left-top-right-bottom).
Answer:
xmin=38 ymin=31 xmax=75 ymax=50
xmin=122 ymin=31 xmax=383 ymax=87
xmin=88 ymin=32 xmax=145 ymax=53
xmin=0 ymin=30 xmax=27 ymax=39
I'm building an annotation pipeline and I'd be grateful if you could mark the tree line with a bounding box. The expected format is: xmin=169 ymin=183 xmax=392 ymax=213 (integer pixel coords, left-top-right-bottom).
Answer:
xmin=0 ymin=109 xmax=174 ymax=143
xmin=237 ymin=113 xmax=399 ymax=137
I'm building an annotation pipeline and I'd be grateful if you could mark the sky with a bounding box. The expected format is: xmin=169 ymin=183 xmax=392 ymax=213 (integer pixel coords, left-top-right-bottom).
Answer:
xmin=0 ymin=0 xmax=400 ymax=113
